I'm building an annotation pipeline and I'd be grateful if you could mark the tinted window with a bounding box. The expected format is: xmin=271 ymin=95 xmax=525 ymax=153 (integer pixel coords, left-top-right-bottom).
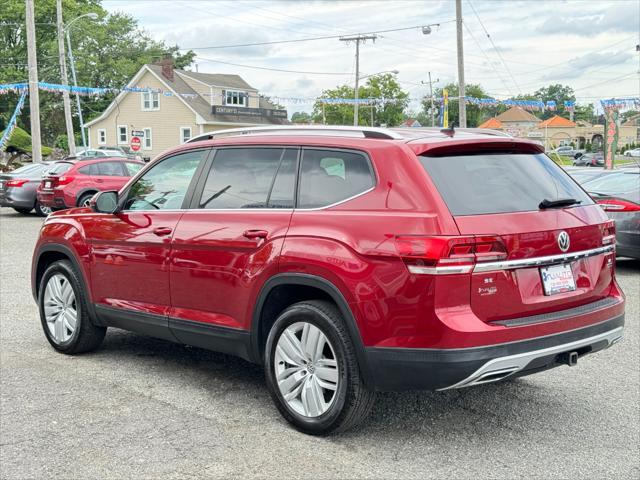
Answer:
xmin=78 ymin=164 xmax=96 ymax=175
xmin=124 ymin=150 xmax=205 ymax=211
xmin=125 ymin=162 xmax=144 ymax=176
xmin=11 ymin=163 xmax=40 ymax=174
xmin=198 ymin=148 xmax=297 ymax=209
xmin=96 ymin=162 xmax=125 ymax=176
xmin=298 ymin=149 xmax=374 ymax=208
xmin=419 ymin=153 xmax=594 ymax=216
xmin=46 ymin=162 xmax=73 ymax=175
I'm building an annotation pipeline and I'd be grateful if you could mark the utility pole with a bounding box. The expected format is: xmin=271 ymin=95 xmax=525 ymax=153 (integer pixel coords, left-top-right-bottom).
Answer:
xmin=25 ymin=0 xmax=42 ymax=162
xmin=56 ymin=0 xmax=76 ymax=155
xmin=422 ymin=73 xmax=439 ymax=127
xmin=339 ymin=34 xmax=377 ymax=126
xmin=455 ymin=0 xmax=467 ymax=128
xmin=66 ymin=34 xmax=86 ymax=148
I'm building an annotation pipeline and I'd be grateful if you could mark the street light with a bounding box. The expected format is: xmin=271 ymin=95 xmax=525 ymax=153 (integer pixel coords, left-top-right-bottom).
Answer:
xmin=65 ymin=12 xmax=99 ymax=149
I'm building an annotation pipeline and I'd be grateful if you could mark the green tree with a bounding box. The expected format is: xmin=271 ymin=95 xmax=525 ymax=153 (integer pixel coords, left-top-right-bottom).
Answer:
xmin=291 ymin=111 xmax=312 ymax=124
xmin=574 ymin=103 xmax=595 ymax=123
xmin=426 ymin=83 xmax=498 ymax=127
xmin=0 ymin=0 xmax=195 ymax=144
xmin=1 ymin=126 xmax=53 ymax=168
xmin=532 ymin=84 xmax=576 ymax=119
xmin=312 ymin=74 xmax=409 ymax=127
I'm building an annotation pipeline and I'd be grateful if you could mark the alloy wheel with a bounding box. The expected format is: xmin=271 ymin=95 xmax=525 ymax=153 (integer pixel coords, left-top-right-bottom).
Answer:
xmin=274 ymin=321 xmax=339 ymax=418
xmin=43 ymin=274 xmax=77 ymax=343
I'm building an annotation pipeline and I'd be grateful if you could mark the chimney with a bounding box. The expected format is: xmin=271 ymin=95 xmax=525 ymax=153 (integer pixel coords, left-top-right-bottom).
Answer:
xmin=160 ymin=57 xmax=174 ymax=81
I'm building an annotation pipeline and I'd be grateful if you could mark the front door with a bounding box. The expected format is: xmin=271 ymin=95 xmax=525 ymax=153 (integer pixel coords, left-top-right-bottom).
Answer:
xmin=80 ymin=149 xmax=209 ymax=337
xmin=169 ymin=146 xmax=298 ymax=352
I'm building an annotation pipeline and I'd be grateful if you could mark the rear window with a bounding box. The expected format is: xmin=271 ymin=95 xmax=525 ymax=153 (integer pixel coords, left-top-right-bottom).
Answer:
xmin=46 ymin=162 xmax=74 ymax=176
xmin=419 ymin=153 xmax=593 ymax=216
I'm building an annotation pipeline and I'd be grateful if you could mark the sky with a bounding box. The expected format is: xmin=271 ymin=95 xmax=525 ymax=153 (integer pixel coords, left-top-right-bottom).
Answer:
xmin=102 ymin=0 xmax=640 ymax=115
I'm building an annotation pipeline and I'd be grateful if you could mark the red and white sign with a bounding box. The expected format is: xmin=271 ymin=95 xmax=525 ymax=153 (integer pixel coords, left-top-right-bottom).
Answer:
xmin=130 ymin=136 xmax=141 ymax=152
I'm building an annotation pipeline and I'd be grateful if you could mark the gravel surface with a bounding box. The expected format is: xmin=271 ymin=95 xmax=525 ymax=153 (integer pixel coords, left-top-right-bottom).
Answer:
xmin=1 ymin=208 xmax=638 ymax=479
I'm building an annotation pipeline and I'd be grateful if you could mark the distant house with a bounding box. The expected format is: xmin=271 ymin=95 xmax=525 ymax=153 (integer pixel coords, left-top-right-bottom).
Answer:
xmin=401 ymin=118 xmax=422 ymax=128
xmin=493 ymin=107 xmax=541 ymax=132
xmin=477 ymin=117 xmax=503 ymax=130
xmin=85 ymin=59 xmax=288 ymax=159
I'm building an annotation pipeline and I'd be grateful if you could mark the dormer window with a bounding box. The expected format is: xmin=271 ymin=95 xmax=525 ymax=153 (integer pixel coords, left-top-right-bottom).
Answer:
xmin=142 ymin=91 xmax=160 ymax=111
xmin=225 ymin=90 xmax=247 ymax=107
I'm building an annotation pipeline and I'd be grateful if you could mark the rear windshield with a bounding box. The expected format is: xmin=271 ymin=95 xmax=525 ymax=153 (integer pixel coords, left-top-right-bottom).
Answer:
xmin=419 ymin=153 xmax=594 ymax=216
xmin=46 ymin=162 xmax=74 ymax=176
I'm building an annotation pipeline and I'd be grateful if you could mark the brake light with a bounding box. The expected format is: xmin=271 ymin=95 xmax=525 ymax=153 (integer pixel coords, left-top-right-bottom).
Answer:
xmin=600 ymin=220 xmax=616 ymax=246
xmin=5 ymin=179 xmax=28 ymax=187
xmin=53 ymin=175 xmax=73 ymax=186
xmin=597 ymin=198 xmax=640 ymax=212
xmin=394 ymin=235 xmax=507 ymax=274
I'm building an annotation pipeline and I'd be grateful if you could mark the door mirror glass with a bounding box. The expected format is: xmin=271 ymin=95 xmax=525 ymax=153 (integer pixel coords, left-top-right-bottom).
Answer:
xmin=93 ymin=191 xmax=119 ymax=214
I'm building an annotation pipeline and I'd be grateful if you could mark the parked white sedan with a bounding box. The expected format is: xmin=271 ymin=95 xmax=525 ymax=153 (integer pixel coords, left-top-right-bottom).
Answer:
xmin=623 ymin=148 xmax=640 ymax=157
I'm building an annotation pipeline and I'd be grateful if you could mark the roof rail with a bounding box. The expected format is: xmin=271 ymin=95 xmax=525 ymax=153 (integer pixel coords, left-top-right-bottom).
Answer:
xmin=456 ymin=128 xmax=512 ymax=138
xmin=186 ymin=125 xmax=404 ymax=143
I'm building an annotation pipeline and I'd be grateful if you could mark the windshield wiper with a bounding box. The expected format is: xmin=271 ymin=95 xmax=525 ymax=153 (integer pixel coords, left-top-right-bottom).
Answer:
xmin=539 ymin=198 xmax=582 ymax=209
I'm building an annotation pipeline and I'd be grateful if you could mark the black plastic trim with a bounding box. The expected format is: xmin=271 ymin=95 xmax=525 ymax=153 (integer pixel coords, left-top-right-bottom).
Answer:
xmin=365 ymin=314 xmax=624 ymax=391
xmin=95 ymin=304 xmax=177 ymax=342
xmin=75 ymin=188 xmax=100 ymax=206
xmin=492 ymin=297 xmax=622 ymax=327
xmin=169 ymin=317 xmax=251 ymax=361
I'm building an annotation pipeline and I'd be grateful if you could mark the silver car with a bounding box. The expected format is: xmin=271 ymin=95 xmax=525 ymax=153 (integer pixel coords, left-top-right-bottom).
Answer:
xmin=582 ymin=169 xmax=640 ymax=259
xmin=0 ymin=162 xmax=53 ymax=216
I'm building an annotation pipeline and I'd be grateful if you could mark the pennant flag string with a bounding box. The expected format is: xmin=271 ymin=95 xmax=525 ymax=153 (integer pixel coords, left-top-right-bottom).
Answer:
xmin=0 ymin=90 xmax=28 ymax=151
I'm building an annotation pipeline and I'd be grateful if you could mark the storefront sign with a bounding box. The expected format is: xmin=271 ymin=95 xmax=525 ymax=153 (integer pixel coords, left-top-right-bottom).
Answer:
xmin=212 ymin=106 xmax=288 ymax=118
xmin=603 ymin=108 xmax=619 ymax=170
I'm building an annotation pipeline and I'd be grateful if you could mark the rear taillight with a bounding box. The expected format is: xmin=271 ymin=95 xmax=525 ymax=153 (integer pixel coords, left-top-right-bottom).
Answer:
xmin=394 ymin=235 xmax=507 ymax=275
xmin=55 ymin=175 xmax=73 ymax=185
xmin=5 ymin=179 xmax=28 ymax=187
xmin=597 ymin=198 xmax=640 ymax=212
xmin=601 ymin=220 xmax=616 ymax=246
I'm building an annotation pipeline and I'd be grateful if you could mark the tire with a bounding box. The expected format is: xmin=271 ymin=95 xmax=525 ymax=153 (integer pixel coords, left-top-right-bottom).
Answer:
xmin=38 ymin=260 xmax=106 ymax=354
xmin=12 ymin=207 xmax=32 ymax=214
xmin=264 ymin=300 xmax=375 ymax=435
xmin=34 ymin=201 xmax=52 ymax=217
xmin=77 ymin=192 xmax=96 ymax=208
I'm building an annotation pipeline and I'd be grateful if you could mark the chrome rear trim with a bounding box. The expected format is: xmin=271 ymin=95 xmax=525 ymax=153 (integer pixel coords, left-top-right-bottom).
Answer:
xmin=473 ymin=244 xmax=615 ymax=273
xmin=438 ymin=326 xmax=623 ymax=391
xmin=407 ymin=264 xmax=473 ymax=275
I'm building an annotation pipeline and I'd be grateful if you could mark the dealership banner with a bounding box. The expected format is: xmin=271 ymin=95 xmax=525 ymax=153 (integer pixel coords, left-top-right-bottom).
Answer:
xmin=603 ymin=108 xmax=619 ymax=170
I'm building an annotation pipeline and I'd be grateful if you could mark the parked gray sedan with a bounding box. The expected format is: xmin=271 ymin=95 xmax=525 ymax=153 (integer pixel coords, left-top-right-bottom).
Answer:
xmin=582 ymin=169 xmax=640 ymax=259
xmin=0 ymin=162 xmax=52 ymax=216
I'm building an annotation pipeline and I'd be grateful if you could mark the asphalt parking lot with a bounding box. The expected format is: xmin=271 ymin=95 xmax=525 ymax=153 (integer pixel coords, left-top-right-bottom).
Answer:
xmin=1 ymin=208 xmax=638 ymax=479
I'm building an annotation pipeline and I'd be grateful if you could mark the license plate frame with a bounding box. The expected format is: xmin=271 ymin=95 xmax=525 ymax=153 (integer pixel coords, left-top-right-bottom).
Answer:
xmin=44 ymin=181 xmax=51 ymax=189
xmin=540 ymin=263 xmax=576 ymax=296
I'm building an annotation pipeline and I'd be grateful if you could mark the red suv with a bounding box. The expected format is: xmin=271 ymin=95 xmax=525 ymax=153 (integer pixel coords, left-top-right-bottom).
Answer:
xmin=31 ymin=126 xmax=625 ymax=434
xmin=36 ymin=157 xmax=144 ymax=210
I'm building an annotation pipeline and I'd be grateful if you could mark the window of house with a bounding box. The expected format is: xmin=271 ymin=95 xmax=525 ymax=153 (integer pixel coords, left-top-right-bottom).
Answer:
xmin=117 ymin=125 xmax=128 ymax=144
xmin=180 ymin=127 xmax=192 ymax=144
xmin=143 ymin=128 xmax=152 ymax=150
xmin=198 ymin=148 xmax=298 ymax=209
xmin=298 ymin=149 xmax=375 ymax=208
xmin=225 ymin=90 xmax=247 ymax=107
xmin=141 ymin=91 xmax=160 ymax=111
xmin=97 ymin=129 xmax=106 ymax=145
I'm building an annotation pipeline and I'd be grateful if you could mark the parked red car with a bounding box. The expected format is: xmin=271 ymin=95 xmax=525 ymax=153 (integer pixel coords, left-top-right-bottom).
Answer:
xmin=36 ymin=157 xmax=145 ymax=210
xmin=31 ymin=126 xmax=625 ymax=434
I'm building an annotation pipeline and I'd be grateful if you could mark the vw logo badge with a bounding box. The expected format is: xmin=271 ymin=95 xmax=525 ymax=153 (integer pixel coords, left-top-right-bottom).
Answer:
xmin=558 ymin=231 xmax=570 ymax=252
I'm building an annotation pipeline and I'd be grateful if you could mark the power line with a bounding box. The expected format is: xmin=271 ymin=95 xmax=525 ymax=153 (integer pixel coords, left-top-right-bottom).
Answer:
xmin=195 ymin=57 xmax=351 ymax=75
xmin=467 ymin=0 xmax=521 ymax=94
xmin=183 ymin=23 xmax=452 ymax=50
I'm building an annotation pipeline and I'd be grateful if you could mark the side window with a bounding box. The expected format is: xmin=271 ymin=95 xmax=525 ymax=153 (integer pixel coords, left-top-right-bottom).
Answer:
xmin=125 ymin=162 xmax=144 ymax=176
xmin=298 ymin=149 xmax=375 ymax=208
xmin=96 ymin=162 xmax=126 ymax=176
xmin=124 ymin=150 xmax=205 ymax=211
xmin=198 ymin=148 xmax=297 ymax=209
xmin=78 ymin=164 xmax=96 ymax=175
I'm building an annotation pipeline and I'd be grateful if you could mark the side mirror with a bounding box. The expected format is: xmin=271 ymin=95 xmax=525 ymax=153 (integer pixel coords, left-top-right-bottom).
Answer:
xmin=92 ymin=191 xmax=119 ymax=214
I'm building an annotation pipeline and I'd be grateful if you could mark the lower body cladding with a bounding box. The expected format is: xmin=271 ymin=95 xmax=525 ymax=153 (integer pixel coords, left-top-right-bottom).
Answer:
xmin=364 ymin=315 xmax=624 ymax=391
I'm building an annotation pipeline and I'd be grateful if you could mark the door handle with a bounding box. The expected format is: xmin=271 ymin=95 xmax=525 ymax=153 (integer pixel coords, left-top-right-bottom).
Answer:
xmin=96 ymin=178 xmax=104 ymax=183
xmin=243 ymin=229 xmax=268 ymax=239
xmin=153 ymin=227 xmax=173 ymax=236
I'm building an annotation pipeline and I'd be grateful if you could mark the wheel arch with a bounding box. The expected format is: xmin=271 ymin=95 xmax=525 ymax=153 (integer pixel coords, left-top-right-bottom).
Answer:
xmin=251 ymin=273 xmax=373 ymax=386
xmin=32 ymin=244 xmax=98 ymax=323
xmin=76 ymin=188 xmax=99 ymax=206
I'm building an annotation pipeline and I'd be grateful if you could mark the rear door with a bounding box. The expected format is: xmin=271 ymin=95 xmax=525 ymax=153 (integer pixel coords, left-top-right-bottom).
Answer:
xmin=93 ymin=161 xmax=130 ymax=191
xmin=169 ymin=146 xmax=298 ymax=344
xmin=419 ymin=151 xmax=615 ymax=322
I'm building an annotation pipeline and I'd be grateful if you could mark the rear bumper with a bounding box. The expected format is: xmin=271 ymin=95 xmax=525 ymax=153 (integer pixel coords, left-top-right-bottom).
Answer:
xmin=364 ymin=314 xmax=624 ymax=391
xmin=37 ymin=191 xmax=68 ymax=209
xmin=0 ymin=189 xmax=35 ymax=209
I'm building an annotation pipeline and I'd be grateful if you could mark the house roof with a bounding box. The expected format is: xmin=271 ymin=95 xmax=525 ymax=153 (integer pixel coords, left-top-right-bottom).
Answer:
xmin=495 ymin=107 xmax=541 ymax=123
xmin=86 ymin=64 xmax=287 ymax=128
xmin=477 ymin=117 xmax=503 ymax=129
xmin=176 ymin=70 xmax=257 ymax=91
xmin=622 ymin=113 xmax=640 ymax=127
xmin=538 ymin=115 xmax=576 ymax=128
xmin=401 ymin=118 xmax=421 ymax=127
